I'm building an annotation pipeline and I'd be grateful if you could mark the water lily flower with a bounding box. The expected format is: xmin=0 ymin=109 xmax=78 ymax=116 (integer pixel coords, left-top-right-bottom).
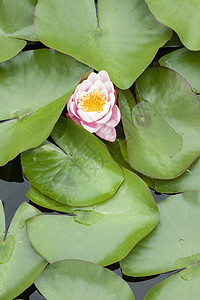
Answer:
xmin=67 ymin=70 xmax=121 ymax=142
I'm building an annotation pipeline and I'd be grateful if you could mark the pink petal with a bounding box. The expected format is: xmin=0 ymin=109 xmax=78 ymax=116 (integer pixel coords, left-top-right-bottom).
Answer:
xmin=92 ymin=80 xmax=105 ymax=91
xmin=77 ymin=108 xmax=93 ymax=123
xmin=104 ymin=81 xmax=114 ymax=94
xmin=85 ymin=111 xmax=104 ymax=122
xmin=106 ymin=105 xmax=121 ymax=127
xmin=100 ymin=88 xmax=108 ymax=99
xmin=96 ymin=109 xmax=112 ymax=124
xmin=67 ymin=109 xmax=74 ymax=119
xmin=80 ymin=120 xmax=101 ymax=133
xmin=75 ymin=90 xmax=88 ymax=105
xmin=77 ymin=79 xmax=93 ymax=93
xmin=88 ymin=84 xmax=99 ymax=93
xmin=87 ymin=85 xmax=108 ymax=100
xmin=108 ymin=93 xmax=116 ymax=108
xmin=67 ymin=95 xmax=73 ymax=111
xmin=98 ymin=70 xmax=110 ymax=82
xmin=86 ymin=100 xmax=111 ymax=122
xmin=67 ymin=114 xmax=81 ymax=126
xmin=101 ymin=100 xmax=110 ymax=116
xmin=69 ymin=101 xmax=80 ymax=119
xmin=95 ymin=125 xmax=116 ymax=142
xmin=87 ymin=72 xmax=100 ymax=83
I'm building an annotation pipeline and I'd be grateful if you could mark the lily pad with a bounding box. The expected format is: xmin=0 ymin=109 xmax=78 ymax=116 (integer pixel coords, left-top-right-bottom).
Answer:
xmin=27 ymin=186 xmax=73 ymax=213
xmin=145 ymin=0 xmax=200 ymax=50
xmin=120 ymin=192 xmax=200 ymax=299
xmin=118 ymin=68 xmax=200 ymax=179
xmin=105 ymin=139 xmax=135 ymax=172
xmin=152 ymin=157 xmax=200 ymax=193
xmin=0 ymin=200 xmax=47 ymax=299
xmin=21 ymin=116 xmax=124 ymax=206
xmin=26 ymin=168 xmax=159 ymax=266
xmin=34 ymin=0 xmax=171 ymax=89
xmin=0 ymin=0 xmax=37 ymax=62
xmin=35 ymin=259 xmax=135 ymax=300
xmin=159 ymin=48 xmax=200 ymax=93
xmin=105 ymin=139 xmax=154 ymax=187
xmin=144 ymin=261 xmax=200 ymax=300
xmin=0 ymin=49 xmax=90 ymax=166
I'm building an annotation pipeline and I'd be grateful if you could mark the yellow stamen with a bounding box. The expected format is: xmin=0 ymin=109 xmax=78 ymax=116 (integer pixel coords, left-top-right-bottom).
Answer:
xmin=79 ymin=89 xmax=106 ymax=113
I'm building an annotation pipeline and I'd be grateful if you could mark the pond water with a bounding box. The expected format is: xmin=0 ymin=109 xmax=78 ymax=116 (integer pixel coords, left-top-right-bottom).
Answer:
xmin=0 ymin=155 xmax=176 ymax=300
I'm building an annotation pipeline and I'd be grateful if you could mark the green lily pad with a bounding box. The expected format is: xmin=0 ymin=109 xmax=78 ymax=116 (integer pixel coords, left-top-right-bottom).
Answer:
xmin=144 ymin=258 xmax=200 ymax=299
xmin=27 ymin=186 xmax=73 ymax=213
xmin=0 ymin=49 xmax=90 ymax=166
xmin=0 ymin=0 xmax=37 ymax=62
xmin=21 ymin=116 xmax=124 ymax=206
xmin=28 ymin=186 xmax=116 ymax=228
xmin=152 ymin=157 xmax=200 ymax=193
xmin=105 ymin=139 xmax=154 ymax=187
xmin=118 ymin=68 xmax=200 ymax=179
xmin=34 ymin=0 xmax=171 ymax=89
xmin=145 ymin=0 xmax=200 ymax=50
xmin=26 ymin=168 xmax=159 ymax=266
xmin=35 ymin=259 xmax=135 ymax=300
xmin=0 ymin=200 xmax=47 ymax=299
xmin=159 ymin=48 xmax=200 ymax=93
xmin=120 ymin=191 xmax=200 ymax=299
xmin=0 ymin=202 xmax=4 ymax=233
xmin=105 ymin=139 xmax=135 ymax=172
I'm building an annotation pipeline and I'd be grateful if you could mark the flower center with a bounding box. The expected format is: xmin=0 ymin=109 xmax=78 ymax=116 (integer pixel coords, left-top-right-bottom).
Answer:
xmin=79 ymin=89 xmax=106 ymax=113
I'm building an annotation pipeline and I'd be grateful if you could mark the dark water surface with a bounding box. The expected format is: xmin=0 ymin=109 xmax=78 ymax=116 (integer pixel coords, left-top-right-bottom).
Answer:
xmin=0 ymin=156 xmax=174 ymax=300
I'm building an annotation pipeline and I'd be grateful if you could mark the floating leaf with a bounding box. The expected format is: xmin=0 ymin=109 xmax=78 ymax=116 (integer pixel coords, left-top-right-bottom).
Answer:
xmin=26 ymin=168 xmax=159 ymax=266
xmin=120 ymin=192 xmax=200 ymax=299
xmin=0 ymin=49 xmax=90 ymax=166
xmin=145 ymin=263 xmax=200 ymax=300
xmin=105 ymin=139 xmax=154 ymax=187
xmin=27 ymin=186 xmax=72 ymax=213
xmin=145 ymin=0 xmax=200 ymax=50
xmin=22 ymin=117 xmax=124 ymax=206
xmin=119 ymin=68 xmax=200 ymax=179
xmin=105 ymin=139 xmax=135 ymax=172
xmin=34 ymin=0 xmax=171 ymax=89
xmin=159 ymin=48 xmax=200 ymax=93
xmin=152 ymin=157 xmax=200 ymax=193
xmin=0 ymin=202 xmax=4 ymax=233
xmin=0 ymin=201 xmax=47 ymax=299
xmin=0 ymin=0 xmax=37 ymax=62
xmin=35 ymin=259 xmax=135 ymax=300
